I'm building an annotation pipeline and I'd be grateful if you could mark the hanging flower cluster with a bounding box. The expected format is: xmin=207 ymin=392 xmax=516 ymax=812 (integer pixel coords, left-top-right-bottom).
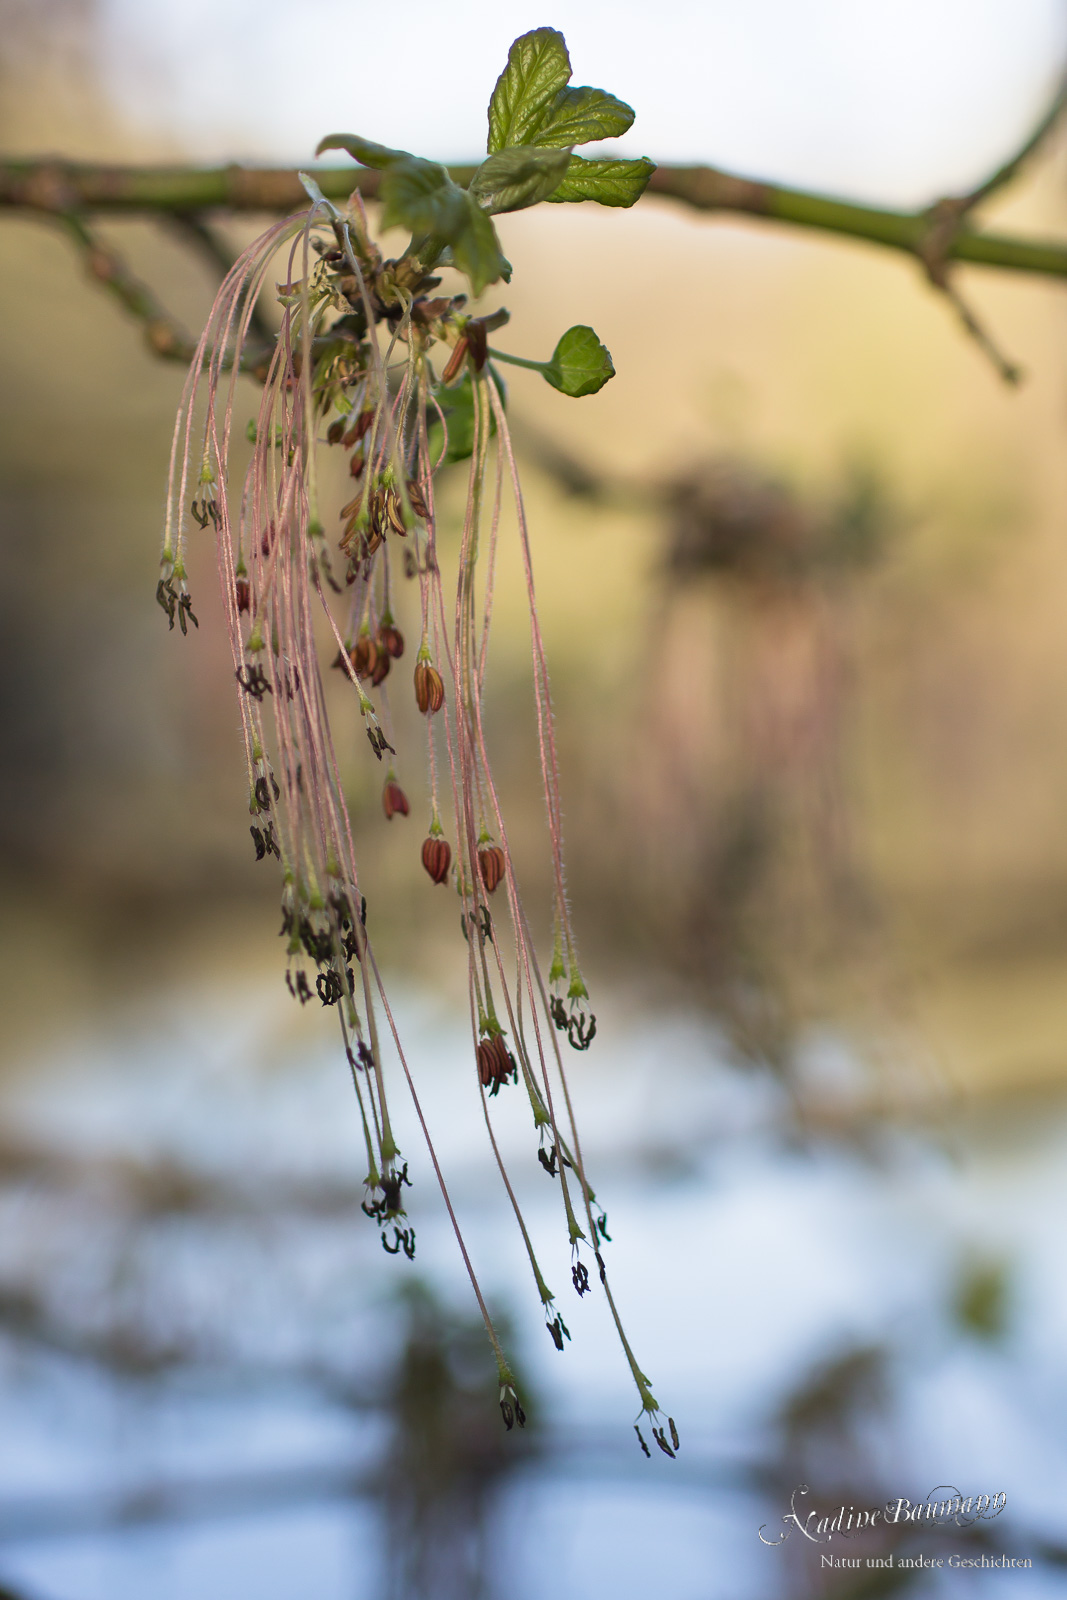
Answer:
xmin=159 ymin=27 xmax=675 ymax=1453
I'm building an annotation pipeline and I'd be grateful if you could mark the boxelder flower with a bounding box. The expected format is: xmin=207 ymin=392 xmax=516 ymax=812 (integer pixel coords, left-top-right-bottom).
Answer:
xmin=157 ymin=26 xmax=675 ymax=1448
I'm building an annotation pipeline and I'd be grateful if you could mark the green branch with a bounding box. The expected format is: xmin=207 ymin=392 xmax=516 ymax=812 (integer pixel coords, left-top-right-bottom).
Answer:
xmin=2 ymin=156 xmax=1066 ymax=280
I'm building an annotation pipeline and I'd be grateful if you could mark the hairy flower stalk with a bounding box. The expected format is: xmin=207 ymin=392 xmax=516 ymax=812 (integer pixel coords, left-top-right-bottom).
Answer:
xmin=158 ymin=27 xmax=675 ymax=1448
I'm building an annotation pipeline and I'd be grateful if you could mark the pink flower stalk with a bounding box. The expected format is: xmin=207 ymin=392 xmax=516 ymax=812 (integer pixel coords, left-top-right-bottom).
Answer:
xmin=158 ymin=55 xmax=675 ymax=1441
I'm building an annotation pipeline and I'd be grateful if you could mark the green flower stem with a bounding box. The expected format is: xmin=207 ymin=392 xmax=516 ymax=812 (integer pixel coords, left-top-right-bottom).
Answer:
xmin=486 ymin=346 xmax=550 ymax=374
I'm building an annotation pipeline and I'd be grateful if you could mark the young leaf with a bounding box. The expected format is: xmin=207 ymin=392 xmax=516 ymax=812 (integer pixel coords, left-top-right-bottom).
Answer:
xmin=315 ymin=131 xmax=506 ymax=294
xmin=468 ymin=146 xmax=572 ymax=215
xmin=450 ymin=194 xmax=510 ymax=296
xmin=532 ymin=85 xmax=635 ymax=149
xmin=542 ymin=325 xmax=615 ymax=397
xmin=316 ymin=133 xmax=412 ymax=169
xmin=545 ymin=155 xmax=655 ymax=207
xmin=378 ymin=159 xmax=471 ymax=239
xmin=487 ymin=28 xmax=572 ymax=153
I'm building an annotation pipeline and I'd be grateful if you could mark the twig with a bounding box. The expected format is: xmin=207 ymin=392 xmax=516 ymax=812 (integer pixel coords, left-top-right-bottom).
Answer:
xmin=908 ymin=71 xmax=1067 ymax=381
xmin=10 ymin=72 xmax=1066 ymax=388
xmin=58 ymin=210 xmax=196 ymax=362
xmin=0 ymin=156 xmax=1065 ymax=280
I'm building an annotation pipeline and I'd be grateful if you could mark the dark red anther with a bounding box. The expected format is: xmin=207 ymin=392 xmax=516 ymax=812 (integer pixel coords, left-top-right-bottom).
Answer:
xmin=476 ymin=1033 xmax=516 ymax=1092
xmin=478 ymin=845 xmax=506 ymax=894
xmin=342 ymin=408 xmax=375 ymax=448
xmin=351 ymin=633 xmax=379 ymax=678
xmin=421 ymin=835 xmax=452 ymax=885
xmin=370 ymin=648 xmax=391 ymax=687
xmin=377 ymin=622 xmax=404 ymax=660
xmin=466 ymin=318 xmax=488 ymax=370
xmin=406 ymin=480 xmax=429 ymax=521
xmin=383 ymin=780 xmax=409 ymax=820
xmin=234 ymin=575 xmax=250 ymax=613
xmin=441 ymin=335 xmax=469 ymax=386
xmin=414 ymin=661 xmax=445 ymax=714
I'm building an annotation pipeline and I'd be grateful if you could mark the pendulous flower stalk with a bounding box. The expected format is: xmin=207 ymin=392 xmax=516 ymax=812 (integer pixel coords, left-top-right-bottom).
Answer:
xmin=157 ymin=26 xmax=676 ymax=1448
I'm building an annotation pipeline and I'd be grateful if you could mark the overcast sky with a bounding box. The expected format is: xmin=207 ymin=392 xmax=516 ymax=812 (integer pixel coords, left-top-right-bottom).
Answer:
xmin=97 ymin=0 xmax=1066 ymax=207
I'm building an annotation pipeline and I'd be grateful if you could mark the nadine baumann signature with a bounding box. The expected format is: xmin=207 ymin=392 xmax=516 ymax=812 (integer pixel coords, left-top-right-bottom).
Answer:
xmin=759 ymin=1484 xmax=1007 ymax=1546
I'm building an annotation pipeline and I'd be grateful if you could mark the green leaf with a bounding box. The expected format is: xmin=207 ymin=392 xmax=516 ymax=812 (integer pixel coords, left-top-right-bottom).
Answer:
xmin=545 ymin=154 xmax=655 ymax=207
xmin=427 ymin=368 xmax=506 ymax=466
xmin=468 ymin=146 xmax=572 ymax=215
xmin=449 ymin=194 xmax=510 ymax=296
xmin=487 ymin=28 xmax=572 ymax=153
xmin=378 ymin=160 xmax=471 ymax=238
xmin=542 ymin=325 xmax=615 ymax=397
xmin=316 ymin=132 xmax=411 ymax=168
xmin=314 ymin=134 xmax=468 ymax=239
xmin=533 ymin=85 xmax=635 ymax=148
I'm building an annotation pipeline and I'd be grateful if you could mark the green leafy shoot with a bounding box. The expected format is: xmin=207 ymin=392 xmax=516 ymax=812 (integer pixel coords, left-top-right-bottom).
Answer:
xmin=489 ymin=325 xmax=615 ymax=398
xmin=484 ymin=29 xmax=653 ymax=210
xmin=316 ymin=132 xmax=509 ymax=295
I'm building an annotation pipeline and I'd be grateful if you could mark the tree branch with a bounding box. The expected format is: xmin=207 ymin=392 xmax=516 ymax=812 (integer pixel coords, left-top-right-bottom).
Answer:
xmin=1 ymin=156 xmax=1066 ymax=280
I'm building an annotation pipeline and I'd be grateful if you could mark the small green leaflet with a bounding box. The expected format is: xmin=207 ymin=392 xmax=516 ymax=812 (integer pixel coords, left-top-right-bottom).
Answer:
xmin=528 ymin=85 xmax=635 ymax=149
xmin=487 ymin=29 xmax=572 ymax=153
xmin=545 ymin=155 xmax=655 ymax=208
xmin=378 ymin=161 xmax=471 ymax=240
xmin=450 ymin=198 xmax=511 ymax=296
xmin=542 ymin=326 xmax=615 ymax=397
xmin=468 ymin=146 xmax=572 ymax=215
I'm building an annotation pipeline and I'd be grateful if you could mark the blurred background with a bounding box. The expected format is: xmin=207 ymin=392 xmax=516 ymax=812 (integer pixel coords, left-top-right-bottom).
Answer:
xmin=4 ymin=0 xmax=1067 ymax=1595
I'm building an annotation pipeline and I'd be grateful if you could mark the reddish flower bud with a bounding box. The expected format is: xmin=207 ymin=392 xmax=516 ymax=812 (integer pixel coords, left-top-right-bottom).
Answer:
xmin=477 ymin=1033 xmax=516 ymax=1094
xmin=234 ymin=575 xmax=251 ymax=613
xmin=421 ymin=835 xmax=451 ymax=885
xmin=377 ymin=622 xmax=405 ymax=660
xmin=383 ymin=780 xmax=409 ymax=820
xmin=351 ymin=633 xmax=379 ymax=678
xmin=349 ymin=451 xmax=365 ymax=479
xmin=414 ymin=661 xmax=445 ymax=714
xmin=326 ymin=419 xmax=345 ymax=445
xmin=478 ymin=844 xmax=506 ymax=894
